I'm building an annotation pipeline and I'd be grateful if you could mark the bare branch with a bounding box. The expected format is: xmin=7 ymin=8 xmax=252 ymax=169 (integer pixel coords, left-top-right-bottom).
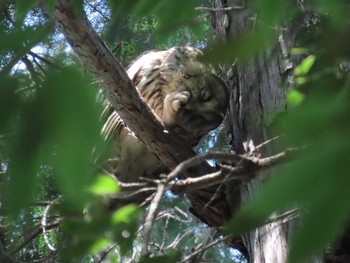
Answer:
xmin=41 ymin=197 xmax=61 ymax=251
xmin=1 ymin=19 xmax=55 ymax=75
xmin=6 ymin=222 xmax=59 ymax=260
xmin=108 ymin=149 xmax=292 ymax=205
xmin=21 ymin=55 xmax=41 ymax=84
xmin=195 ymin=6 xmax=244 ymax=12
xmin=269 ymin=208 xmax=301 ymax=224
xmin=171 ymin=150 xmax=290 ymax=193
xmin=141 ymin=183 xmax=166 ymax=256
xmin=180 ymin=235 xmax=232 ymax=263
xmin=97 ymin=243 xmax=118 ymax=263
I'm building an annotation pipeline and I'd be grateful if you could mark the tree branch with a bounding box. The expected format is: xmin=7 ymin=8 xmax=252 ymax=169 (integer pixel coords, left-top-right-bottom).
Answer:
xmin=54 ymin=0 xmax=211 ymax=175
xmin=141 ymin=183 xmax=166 ymax=256
xmin=112 ymin=150 xmax=291 ymax=197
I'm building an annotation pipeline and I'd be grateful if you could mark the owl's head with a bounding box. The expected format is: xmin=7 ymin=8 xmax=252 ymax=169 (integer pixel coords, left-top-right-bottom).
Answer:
xmin=163 ymin=72 xmax=228 ymax=145
xmin=128 ymin=46 xmax=229 ymax=145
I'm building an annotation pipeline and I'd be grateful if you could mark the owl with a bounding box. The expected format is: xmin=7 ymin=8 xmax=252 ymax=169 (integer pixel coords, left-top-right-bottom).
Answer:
xmin=101 ymin=46 xmax=228 ymax=189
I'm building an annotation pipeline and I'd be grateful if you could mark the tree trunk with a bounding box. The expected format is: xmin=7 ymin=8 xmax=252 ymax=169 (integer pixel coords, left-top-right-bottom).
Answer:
xmin=210 ymin=0 xmax=323 ymax=262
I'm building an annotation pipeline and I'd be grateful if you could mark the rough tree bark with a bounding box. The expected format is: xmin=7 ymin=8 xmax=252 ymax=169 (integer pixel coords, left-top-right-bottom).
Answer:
xmin=210 ymin=0 xmax=325 ymax=262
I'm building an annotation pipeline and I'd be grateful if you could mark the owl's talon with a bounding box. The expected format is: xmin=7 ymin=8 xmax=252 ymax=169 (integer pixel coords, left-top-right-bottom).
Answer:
xmin=171 ymin=100 xmax=182 ymax=112
xmin=171 ymin=91 xmax=191 ymax=111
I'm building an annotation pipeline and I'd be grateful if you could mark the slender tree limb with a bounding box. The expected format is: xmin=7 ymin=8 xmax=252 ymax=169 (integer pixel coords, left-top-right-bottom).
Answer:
xmin=21 ymin=55 xmax=41 ymax=84
xmin=97 ymin=243 xmax=118 ymax=263
xmin=141 ymin=182 xmax=166 ymax=256
xmin=180 ymin=235 xmax=232 ymax=263
xmin=110 ymin=149 xmax=292 ymax=197
xmin=5 ymin=223 xmax=59 ymax=262
xmin=1 ymin=19 xmax=55 ymax=75
xmin=195 ymin=6 xmax=244 ymax=12
xmin=41 ymin=197 xmax=61 ymax=251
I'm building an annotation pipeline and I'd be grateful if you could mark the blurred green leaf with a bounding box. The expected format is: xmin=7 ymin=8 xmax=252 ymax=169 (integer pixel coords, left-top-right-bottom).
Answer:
xmin=295 ymin=55 xmax=316 ymax=76
xmin=111 ymin=204 xmax=140 ymax=224
xmin=88 ymin=174 xmax=120 ymax=195
xmin=109 ymin=0 xmax=197 ymax=42
xmin=287 ymin=89 xmax=305 ymax=106
xmin=313 ymin=0 xmax=347 ymax=25
xmin=14 ymin=0 xmax=36 ymax=22
xmin=252 ymin=0 xmax=292 ymax=26
xmin=45 ymin=0 xmax=57 ymax=11
xmin=87 ymin=237 xmax=110 ymax=254
xmin=290 ymin=48 xmax=308 ymax=55
xmin=5 ymin=67 xmax=101 ymax=214
xmin=203 ymin=29 xmax=274 ymax=64
xmin=0 ymin=76 xmax=20 ymax=131
xmin=70 ymin=0 xmax=84 ymax=17
xmin=289 ymin=190 xmax=350 ymax=263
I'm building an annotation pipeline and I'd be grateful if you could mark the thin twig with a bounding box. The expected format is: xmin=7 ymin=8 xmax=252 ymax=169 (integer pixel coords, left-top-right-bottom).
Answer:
xmin=97 ymin=243 xmax=118 ymax=263
xmin=108 ymin=149 xmax=293 ymax=201
xmin=28 ymin=51 xmax=55 ymax=67
xmin=255 ymin=135 xmax=281 ymax=149
xmin=1 ymin=19 xmax=55 ymax=74
xmin=180 ymin=235 xmax=232 ymax=263
xmin=168 ymin=150 xmax=292 ymax=188
xmin=41 ymin=197 xmax=61 ymax=251
xmin=195 ymin=6 xmax=244 ymax=12
xmin=109 ymin=187 xmax=157 ymax=200
xmin=166 ymin=151 xmax=242 ymax=181
xmin=7 ymin=222 xmax=59 ymax=258
xmin=141 ymin=182 xmax=166 ymax=256
xmin=269 ymin=208 xmax=301 ymax=224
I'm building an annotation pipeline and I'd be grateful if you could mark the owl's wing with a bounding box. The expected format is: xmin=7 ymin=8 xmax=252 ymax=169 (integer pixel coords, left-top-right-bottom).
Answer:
xmin=101 ymin=103 xmax=126 ymax=141
xmin=100 ymin=50 xmax=165 ymax=141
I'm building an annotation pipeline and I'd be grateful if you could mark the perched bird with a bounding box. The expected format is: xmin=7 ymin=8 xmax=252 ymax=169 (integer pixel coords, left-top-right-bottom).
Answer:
xmin=101 ymin=46 xmax=228 ymax=187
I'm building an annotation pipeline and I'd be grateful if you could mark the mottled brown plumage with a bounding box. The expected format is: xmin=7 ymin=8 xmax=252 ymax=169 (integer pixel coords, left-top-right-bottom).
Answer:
xmin=101 ymin=46 xmax=228 ymax=184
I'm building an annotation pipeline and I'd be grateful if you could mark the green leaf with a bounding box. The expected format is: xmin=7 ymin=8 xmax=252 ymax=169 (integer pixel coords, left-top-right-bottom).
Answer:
xmin=288 ymin=194 xmax=350 ymax=263
xmin=45 ymin=0 xmax=57 ymax=11
xmin=14 ymin=0 xmax=36 ymax=22
xmin=295 ymin=55 xmax=316 ymax=76
xmin=252 ymin=0 xmax=292 ymax=25
xmin=203 ymin=29 xmax=273 ymax=64
xmin=4 ymin=67 xmax=101 ymax=214
xmin=70 ymin=0 xmax=84 ymax=17
xmin=290 ymin=48 xmax=308 ymax=55
xmin=111 ymin=204 xmax=140 ymax=224
xmin=87 ymin=238 xmax=110 ymax=254
xmin=287 ymin=89 xmax=305 ymax=106
xmin=313 ymin=0 xmax=347 ymax=25
xmin=88 ymin=174 xmax=120 ymax=195
xmin=109 ymin=0 xmax=197 ymax=42
xmin=0 ymin=76 xmax=20 ymax=131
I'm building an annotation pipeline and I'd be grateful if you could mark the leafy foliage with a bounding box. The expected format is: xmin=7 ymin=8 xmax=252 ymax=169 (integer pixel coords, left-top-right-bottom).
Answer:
xmin=222 ymin=1 xmax=350 ymax=262
xmin=1 ymin=0 xmax=349 ymax=262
